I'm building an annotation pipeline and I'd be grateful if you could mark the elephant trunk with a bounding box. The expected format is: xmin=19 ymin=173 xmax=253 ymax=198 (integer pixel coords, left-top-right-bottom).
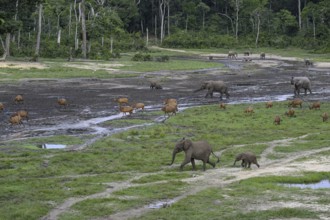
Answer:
xmin=194 ymin=87 xmax=204 ymax=93
xmin=170 ymin=151 xmax=177 ymax=165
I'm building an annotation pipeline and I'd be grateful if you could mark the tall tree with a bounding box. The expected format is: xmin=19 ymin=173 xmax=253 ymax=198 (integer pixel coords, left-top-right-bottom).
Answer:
xmin=80 ymin=0 xmax=87 ymax=58
xmin=298 ymin=0 xmax=302 ymax=30
xmin=34 ymin=2 xmax=43 ymax=61
xmin=230 ymin=0 xmax=242 ymax=40
xmin=159 ymin=0 xmax=166 ymax=42
xmin=197 ymin=2 xmax=210 ymax=30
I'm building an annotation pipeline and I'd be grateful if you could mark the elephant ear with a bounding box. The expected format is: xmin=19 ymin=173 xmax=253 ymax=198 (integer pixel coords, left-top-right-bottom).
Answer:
xmin=183 ymin=139 xmax=193 ymax=151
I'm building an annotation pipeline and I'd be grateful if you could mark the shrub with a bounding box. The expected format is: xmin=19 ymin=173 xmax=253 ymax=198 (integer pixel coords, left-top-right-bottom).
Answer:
xmin=131 ymin=52 xmax=152 ymax=61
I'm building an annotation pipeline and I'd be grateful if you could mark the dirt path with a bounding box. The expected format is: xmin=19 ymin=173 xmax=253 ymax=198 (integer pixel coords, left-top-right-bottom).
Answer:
xmin=41 ymin=134 xmax=330 ymax=220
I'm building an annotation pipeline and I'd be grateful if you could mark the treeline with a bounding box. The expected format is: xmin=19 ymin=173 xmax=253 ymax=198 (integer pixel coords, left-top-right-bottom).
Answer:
xmin=0 ymin=0 xmax=329 ymax=60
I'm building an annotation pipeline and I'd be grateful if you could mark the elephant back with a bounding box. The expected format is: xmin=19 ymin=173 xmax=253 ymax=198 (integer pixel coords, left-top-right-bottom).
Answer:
xmin=291 ymin=77 xmax=311 ymax=87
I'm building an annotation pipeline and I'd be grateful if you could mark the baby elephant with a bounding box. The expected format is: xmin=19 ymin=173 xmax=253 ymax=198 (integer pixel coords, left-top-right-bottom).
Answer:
xmin=233 ymin=152 xmax=260 ymax=168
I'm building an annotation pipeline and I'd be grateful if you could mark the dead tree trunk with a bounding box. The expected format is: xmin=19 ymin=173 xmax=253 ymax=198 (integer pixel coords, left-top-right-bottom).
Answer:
xmin=34 ymin=3 xmax=43 ymax=61
xmin=234 ymin=0 xmax=240 ymax=41
xmin=80 ymin=0 xmax=87 ymax=59
xmin=298 ymin=0 xmax=302 ymax=30
xmin=255 ymin=13 xmax=260 ymax=47
xmin=159 ymin=0 xmax=166 ymax=43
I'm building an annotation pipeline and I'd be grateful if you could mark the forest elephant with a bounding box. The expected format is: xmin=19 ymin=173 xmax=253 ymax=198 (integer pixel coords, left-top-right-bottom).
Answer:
xmin=233 ymin=152 xmax=260 ymax=168
xmin=304 ymin=59 xmax=313 ymax=66
xmin=228 ymin=51 xmax=237 ymax=59
xmin=170 ymin=138 xmax=220 ymax=171
xmin=194 ymin=80 xmax=230 ymax=100
xmin=290 ymin=77 xmax=312 ymax=96
xmin=260 ymin=52 xmax=266 ymax=59
xmin=150 ymin=80 xmax=162 ymax=89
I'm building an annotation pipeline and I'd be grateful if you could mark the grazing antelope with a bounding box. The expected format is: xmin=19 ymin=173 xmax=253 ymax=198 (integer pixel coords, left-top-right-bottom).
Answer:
xmin=285 ymin=108 xmax=295 ymax=117
xmin=114 ymin=97 xmax=129 ymax=105
xmin=288 ymin=98 xmax=303 ymax=108
xmin=244 ymin=106 xmax=254 ymax=114
xmin=57 ymin=98 xmax=68 ymax=108
xmin=14 ymin=95 xmax=24 ymax=104
xmin=265 ymin=101 xmax=273 ymax=108
xmin=274 ymin=115 xmax=281 ymax=125
xmin=219 ymin=103 xmax=226 ymax=110
xmin=309 ymin=101 xmax=321 ymax=110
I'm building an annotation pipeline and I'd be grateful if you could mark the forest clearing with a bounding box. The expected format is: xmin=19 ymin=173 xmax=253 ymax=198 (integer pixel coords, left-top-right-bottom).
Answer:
xmin=1 ymin=49 xmax=330 ymax=219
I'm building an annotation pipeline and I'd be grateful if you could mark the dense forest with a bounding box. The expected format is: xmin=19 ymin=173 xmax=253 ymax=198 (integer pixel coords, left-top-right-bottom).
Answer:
xmin=0 ymin=0 xmax=329 ymax=60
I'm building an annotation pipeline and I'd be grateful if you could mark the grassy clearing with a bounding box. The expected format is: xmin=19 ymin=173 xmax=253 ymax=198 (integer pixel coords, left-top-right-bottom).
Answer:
xmin=118 ymin=59 xmax=224 ymax=72
xmin=136 ymin=172 xmax=330 ymax=220
xmin=0 ymin=101 xmax=329 ymax=219
xmin=0 ymin=56 xmax=224 ymax=82
xmin=2 ymin=47 xmax=329 ymax=83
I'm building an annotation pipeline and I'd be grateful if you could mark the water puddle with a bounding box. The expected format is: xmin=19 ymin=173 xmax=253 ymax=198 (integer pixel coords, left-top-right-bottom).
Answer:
xmin=281 ymin=180 xmax=330 ymax=189
xmin=229 ymin=94 xmax=292 ymax=104
xmin=147 ymin=199 xmax=176 ymax=209
xmin=39 ymin=144 xmax=67 ymax=149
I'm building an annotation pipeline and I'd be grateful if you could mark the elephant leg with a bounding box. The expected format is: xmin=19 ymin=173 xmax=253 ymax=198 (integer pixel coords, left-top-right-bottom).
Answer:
xmin=247 ymin=162 xmax=251 ymax=168
xmin=241 ymin=160 xmax=245 ymax=167
xmin=191 ymin=158 xmax=196 ymax=171
xmin=304 ymin=88 xmax=307 ymax=95
xmin=207 ymin=88 xmax=214 ymax=98
xmin=219 ymin=92 xmax=223 ymax=100
xmin=180 ymin=157 xmax=192 ymax=171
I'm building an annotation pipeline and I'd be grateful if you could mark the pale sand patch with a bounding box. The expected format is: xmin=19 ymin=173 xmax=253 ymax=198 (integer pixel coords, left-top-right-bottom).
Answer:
xmin=0 ymin=61 xmax=47 ymax=69
xmin=63 ymin=63 xmax=125 ymax=71
xmin=314 ymin=62 xmax=330 ymax=68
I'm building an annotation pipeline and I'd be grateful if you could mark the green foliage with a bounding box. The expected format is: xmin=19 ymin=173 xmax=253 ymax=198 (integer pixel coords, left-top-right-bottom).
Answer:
xmin=2 ymin=0 xmax=330 ymax=58
xmin=131 ymin=52 xmax=152 ymax=61
xmin=155 ymin=55 xmax=169 ymax=62
xmin=162 ymin=31 xmax=236 ymax=48
xmin=1 ymin=101 xmax=330 ymax=219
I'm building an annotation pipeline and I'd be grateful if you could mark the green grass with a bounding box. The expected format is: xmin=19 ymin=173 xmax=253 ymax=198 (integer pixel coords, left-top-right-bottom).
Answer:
xmin=0 ymin=99 xmax=329 ymax=219
xmin=0 ymin=56 xmax=224 ymax=82
xmin=135 ymin=172 xmax=330 ymax=220
xmin=119 ymin=59 xmax=224 ymax=72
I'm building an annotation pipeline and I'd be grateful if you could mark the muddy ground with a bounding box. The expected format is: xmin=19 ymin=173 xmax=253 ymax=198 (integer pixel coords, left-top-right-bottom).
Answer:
xmin=1 ymin=53 xmax=330 ymax=220
xmin=0 ymin=54 xmax=329 ymax=143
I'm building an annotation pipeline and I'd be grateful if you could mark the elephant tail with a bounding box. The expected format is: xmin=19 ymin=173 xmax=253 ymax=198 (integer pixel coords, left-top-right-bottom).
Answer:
xmin=211 ymin=151 xmax=220 ymax=163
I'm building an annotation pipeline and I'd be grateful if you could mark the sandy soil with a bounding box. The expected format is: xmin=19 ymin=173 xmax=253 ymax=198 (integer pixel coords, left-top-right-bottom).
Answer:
xmin=1 ymin=53 xmax=330 ymax=220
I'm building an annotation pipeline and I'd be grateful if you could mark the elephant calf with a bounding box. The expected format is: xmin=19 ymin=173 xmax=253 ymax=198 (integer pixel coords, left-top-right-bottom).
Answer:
xmin=233 ymin=152 xmax=260 ymax=168
xmin=170 ymin=138 xmax=220 ymax=171
xmin=150 ymin=81 xmax=162 ymax=89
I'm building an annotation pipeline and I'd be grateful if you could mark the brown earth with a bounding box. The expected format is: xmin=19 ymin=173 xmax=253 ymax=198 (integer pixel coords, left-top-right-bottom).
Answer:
xmin=1 ymin=55 xmax=329 ymax=142
xmin=1 ymin=53 xmax=330 ymax=220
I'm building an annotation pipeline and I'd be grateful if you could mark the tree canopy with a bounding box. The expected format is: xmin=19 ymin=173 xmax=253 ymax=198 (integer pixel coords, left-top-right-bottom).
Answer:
xmin=0 ymin=0 xmax=329 ymax=59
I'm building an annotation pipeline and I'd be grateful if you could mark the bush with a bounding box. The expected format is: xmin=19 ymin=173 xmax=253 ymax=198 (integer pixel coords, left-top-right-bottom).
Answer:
xmin=162 ymin=31 xmax=236 ymax=49
xmin=155 ymin=55 xmax=169 ymax=62
xmin=131 ymin=52 xmax=152 ymax=61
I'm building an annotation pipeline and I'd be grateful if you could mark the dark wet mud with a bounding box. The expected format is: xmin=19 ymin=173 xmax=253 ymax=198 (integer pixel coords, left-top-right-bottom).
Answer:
xmin=0 ymin=57 xmax=329 ymax=146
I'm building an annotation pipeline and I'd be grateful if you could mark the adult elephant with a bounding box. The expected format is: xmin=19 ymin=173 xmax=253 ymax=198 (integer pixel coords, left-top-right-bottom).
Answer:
xmin=170 ymin=138 xmax=220 ymax=171
xmin=194 ymin=80 xmax=230 ymax=100
xmin=290 ymin=76 xmax=312 ymax=96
